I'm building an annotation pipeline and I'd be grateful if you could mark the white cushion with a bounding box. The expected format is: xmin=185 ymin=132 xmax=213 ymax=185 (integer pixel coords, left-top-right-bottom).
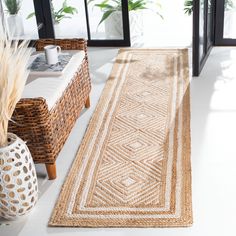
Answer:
xmin=22 ymin=50 xmax=85 ymax=110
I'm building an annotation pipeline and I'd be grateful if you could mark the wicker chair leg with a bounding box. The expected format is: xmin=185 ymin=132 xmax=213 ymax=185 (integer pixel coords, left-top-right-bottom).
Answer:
xmin=45 ymin=163 xmax=57 ymax=180
xmin=85 ymin=96 xmax=90 ymax=108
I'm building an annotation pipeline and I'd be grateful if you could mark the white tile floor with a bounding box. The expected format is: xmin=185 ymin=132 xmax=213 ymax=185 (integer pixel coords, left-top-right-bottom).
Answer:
xmin=1 ymin=46 xmax=236 ymax=236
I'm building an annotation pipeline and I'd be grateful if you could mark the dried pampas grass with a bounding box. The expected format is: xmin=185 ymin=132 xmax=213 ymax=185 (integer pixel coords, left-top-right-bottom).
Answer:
xmin=0 ymin=23 xmax=32 ymax=147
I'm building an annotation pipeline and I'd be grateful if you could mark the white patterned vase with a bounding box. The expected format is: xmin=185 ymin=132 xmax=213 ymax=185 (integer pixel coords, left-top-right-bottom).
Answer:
xmin=104 ymin=10 xmax=144 ymax=42
xmin=0 ymin=133 xmax=38 ymax=219
xmin=129 ymin=10 xmax=144 ymax=41
xmin=54 ymin=23 xmax=61 ymax=38
xmin=105 ymin=11 xmax=123 ymax=39
xmin=7 ymin=14 xmax=24 ymax=37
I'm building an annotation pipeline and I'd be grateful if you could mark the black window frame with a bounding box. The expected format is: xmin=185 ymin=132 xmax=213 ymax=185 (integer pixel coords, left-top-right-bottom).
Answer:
xmin=33 ymin=0 xmax=55 ymax=38
xmin=34 ymin=0 xmax=130 ymax=46
xmin=192 ymin=0 xmax=215 ymax=76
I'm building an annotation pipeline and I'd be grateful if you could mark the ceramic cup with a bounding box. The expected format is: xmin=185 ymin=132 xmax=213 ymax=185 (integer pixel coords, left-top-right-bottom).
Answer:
xmin=44 ymin=45 xmax=61 ymax=65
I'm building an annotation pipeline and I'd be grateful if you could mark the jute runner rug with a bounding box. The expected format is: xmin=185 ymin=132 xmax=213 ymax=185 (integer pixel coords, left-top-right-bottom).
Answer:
xmin=49 ymin=49 xmax=192 ymax=227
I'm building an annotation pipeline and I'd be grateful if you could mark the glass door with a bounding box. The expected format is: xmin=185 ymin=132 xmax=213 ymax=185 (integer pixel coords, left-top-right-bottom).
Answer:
xmin=193 ymin=0 xmax=215 ymax=76
xmin=215 ymin=0 xmax=236 ymax=45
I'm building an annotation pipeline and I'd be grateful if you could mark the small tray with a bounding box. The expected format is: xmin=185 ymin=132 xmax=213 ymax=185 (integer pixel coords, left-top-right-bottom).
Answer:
xmin=29 ymin=53 xmax=73 ymax=76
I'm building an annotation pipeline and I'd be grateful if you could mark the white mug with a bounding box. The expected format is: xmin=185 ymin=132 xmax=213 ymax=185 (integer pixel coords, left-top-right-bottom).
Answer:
xmin=44 ymin=45 xmax=61 ymax=65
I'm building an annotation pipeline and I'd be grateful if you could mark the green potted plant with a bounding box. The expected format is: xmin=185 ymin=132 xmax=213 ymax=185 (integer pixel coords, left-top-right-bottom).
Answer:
xmin=89 ymin=0 xmax=162 ymax=40
xmin=0 ymin=25 xmax=38 ymax=219
xmin=51 ymin=0 xmax=78 ymax=24
xmin=28 ymin=0 xmax=78 ymax=23
xmin=183 ymin=0 xmax=193 ymax=16
xmin=4 ymin=0 xmax=24 ymax=37
xmin=27 ymin=0 xmax=78 ymax=34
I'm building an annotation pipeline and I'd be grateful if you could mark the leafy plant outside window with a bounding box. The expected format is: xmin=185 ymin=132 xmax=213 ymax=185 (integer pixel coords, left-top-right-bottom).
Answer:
xmin=184 ymin=0 xmax=235 ymax=16
xmin=88 ymin=0 xmax=163 ymax=26
xmin=27 ymin=0 xmax=78 ymax=24
xmin=4 ymin=0 xmax=21 ymax=15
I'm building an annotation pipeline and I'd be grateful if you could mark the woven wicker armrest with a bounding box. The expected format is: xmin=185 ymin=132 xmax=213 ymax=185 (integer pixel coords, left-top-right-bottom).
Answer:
xmin=12 ymin=97 xmax=50 ymax=124
xmin=10 ymin=97 xmax=54 ymax=157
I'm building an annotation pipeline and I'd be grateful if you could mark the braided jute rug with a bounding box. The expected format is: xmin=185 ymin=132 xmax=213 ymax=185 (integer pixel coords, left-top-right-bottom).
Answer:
xmin=49 ymin=49 xmax=192 ymax=227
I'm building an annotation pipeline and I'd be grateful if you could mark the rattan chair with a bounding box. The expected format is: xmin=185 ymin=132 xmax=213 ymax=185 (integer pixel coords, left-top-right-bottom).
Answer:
xmin=9 ymin=39 xmax=91 ymax=180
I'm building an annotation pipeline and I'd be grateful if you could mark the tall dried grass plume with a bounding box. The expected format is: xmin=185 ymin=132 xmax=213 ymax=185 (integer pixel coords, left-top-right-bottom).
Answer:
xmin=0 ymin=23 xmax=32 ymax=147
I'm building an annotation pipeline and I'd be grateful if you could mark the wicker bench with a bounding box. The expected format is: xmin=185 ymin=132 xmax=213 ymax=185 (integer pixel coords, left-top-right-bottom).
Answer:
xmin=9 ymin=39 xmax=91 ymax=180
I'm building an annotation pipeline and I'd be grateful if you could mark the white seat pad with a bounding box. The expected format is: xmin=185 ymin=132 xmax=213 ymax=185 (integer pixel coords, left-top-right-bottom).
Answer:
xmin=22 ymin=50 xmax=85 ymax=110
